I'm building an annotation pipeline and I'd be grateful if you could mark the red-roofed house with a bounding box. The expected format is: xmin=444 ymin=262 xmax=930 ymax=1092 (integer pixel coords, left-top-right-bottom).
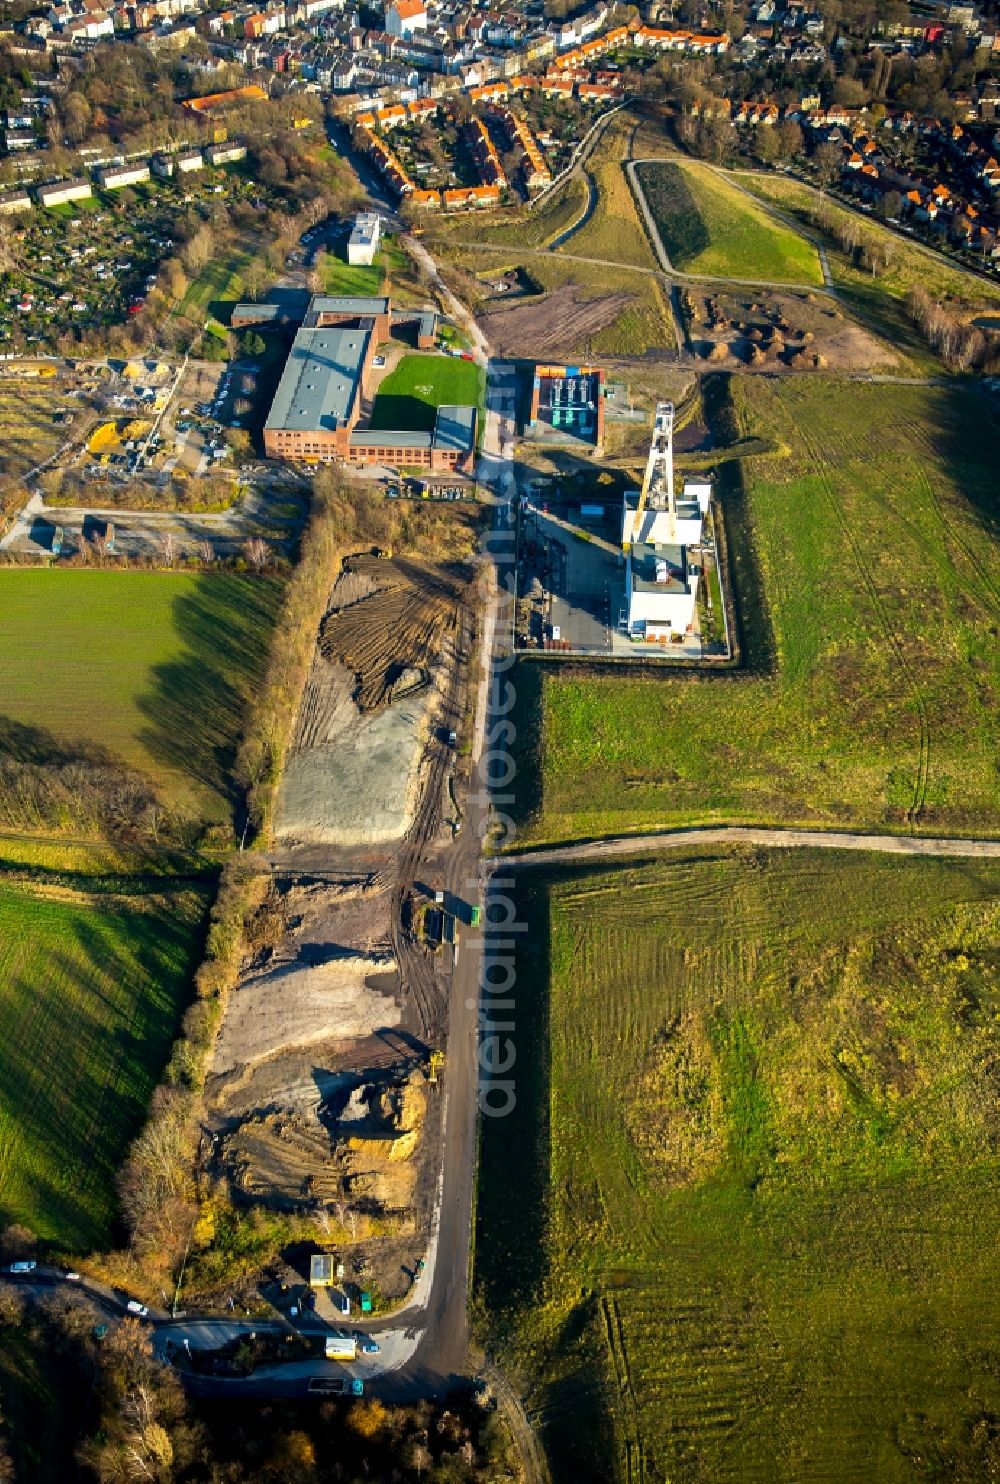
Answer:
xmin=385 ymin=0 xmax=426 ymax=37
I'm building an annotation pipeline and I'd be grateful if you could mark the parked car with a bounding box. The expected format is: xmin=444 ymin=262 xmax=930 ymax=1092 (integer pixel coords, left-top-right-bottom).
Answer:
xmin=126 ymin=1300 xmax=149 ymax=1317
xmin=8 ymin=1261 xmax=36 ymax=1274
xmin=357 ymin=1335 xmax=380 ymax=1355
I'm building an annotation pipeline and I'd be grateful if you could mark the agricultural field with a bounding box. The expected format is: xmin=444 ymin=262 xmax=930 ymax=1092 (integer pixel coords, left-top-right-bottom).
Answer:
xmin=634 ymin=160 xmax=824 ymax=285
xmin=555 ymin=115 xmax=657 ymax=269
xmin=515 ymin=376 xmax=1000 ymax=842
xmin=0 ymin=570 xmax=281 ymax=825
xmin=370 ymin=352 xmax=484 ymax=432
xmin=0 ymin=871 xmax=210 ymax=1248
xmin=476 ymin=849 xmax=1000 ymax=1484
xmin=738 ymin=171 xmax=1000 ymax=366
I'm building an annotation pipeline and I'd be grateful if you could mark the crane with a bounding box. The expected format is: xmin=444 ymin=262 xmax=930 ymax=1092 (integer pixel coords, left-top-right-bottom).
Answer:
xmin=624 ymin=400 xmax=676 ymax=551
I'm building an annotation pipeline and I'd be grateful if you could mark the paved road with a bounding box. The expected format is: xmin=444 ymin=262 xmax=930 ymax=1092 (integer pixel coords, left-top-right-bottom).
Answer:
xmin=501 ymin=825 xmax=1000 ymax=870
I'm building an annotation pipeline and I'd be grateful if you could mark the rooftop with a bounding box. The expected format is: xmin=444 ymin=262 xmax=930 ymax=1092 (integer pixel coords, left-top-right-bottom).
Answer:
xmin=306 ymin=294 xmax=390 ymax=324
xmin=630 ymin=541 xmax=688 ymax=596
xmin=265 ymin=322 xmax=373 ymax=433
xmin=433 ymin=403 xmax=477 ymax=453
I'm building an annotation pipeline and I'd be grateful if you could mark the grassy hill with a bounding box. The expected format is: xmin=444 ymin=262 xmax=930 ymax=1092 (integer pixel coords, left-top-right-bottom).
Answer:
xmin=476 ymin=849 xmax=1000 ymax=1484
xmin=634 ymin=160 xmax=824 ymax=284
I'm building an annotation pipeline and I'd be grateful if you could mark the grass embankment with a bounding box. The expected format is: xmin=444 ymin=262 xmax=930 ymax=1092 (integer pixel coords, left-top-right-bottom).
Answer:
xmin=556 ymin=115 xmax=657 ymax=269
xmin=427 ymin=174 xmax=590 ymax=251
xmin=0 ymin=570 xmax=282 ymax=825
xmin=370 ymin=352 xmax=484 ymax=432
xmin=634 ymin=160 xmax=824 ymax=285
xmin=516 ymin=376 xmax=1000 ymax=842
xmin=0 ymin=871 xmax=211 ymax=1248
xmin=738 ymin=171 xmax=1000 ymax=365
xmin=476 ymin=850 xmax=1000 ymax=1484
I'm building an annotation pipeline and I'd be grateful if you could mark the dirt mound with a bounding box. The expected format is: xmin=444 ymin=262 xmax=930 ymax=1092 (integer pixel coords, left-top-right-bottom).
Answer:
xmin=217 ymin=1068 xmax=428 ymax=1212
xmin=319 ymin=555 xmax=472 ymax=713
xmin=478 ymin=283 xmax=634 ymax=359
xmin=212 ymin=953 xmax=400 ymax=1075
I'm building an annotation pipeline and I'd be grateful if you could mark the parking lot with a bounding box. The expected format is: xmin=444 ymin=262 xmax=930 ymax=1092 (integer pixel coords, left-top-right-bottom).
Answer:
xmin=515 ymin=498 xmax=704 ymax=659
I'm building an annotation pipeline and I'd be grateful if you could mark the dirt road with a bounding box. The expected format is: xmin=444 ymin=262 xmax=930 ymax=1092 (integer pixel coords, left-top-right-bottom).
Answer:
xmin=502 ymin=825 xmax=1000 ymax=870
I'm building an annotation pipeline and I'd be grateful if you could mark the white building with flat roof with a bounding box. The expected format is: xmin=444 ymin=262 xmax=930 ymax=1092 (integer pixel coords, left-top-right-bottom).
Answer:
xmin=347 ymin=210 xmax=381 ymax=265
xmin=37 ymin=178 xmax=92 ymax=208
xmin=97 ymin=163 xmax=150 ymax=190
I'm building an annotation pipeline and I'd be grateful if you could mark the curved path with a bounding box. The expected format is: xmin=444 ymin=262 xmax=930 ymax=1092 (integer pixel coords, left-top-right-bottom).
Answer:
xmin=502 ymin=825 xmax=1000 ymax=870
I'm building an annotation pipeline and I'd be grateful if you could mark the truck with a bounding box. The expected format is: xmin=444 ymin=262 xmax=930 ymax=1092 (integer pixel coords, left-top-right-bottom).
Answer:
xmin=325 ymin=1334 xmax=357 ymax=1362
xmin=308 ymin=1376 xmax=364 ymax=1396
xmin=51 ymin=526 xmax=64 ymax=556
xmin=469 ymin=904 xmax=481 ymax=927
xmin=105 ymin=522 xmax=116 ymax=554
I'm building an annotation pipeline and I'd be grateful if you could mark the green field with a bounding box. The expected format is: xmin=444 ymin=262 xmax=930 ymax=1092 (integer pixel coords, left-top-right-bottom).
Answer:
xmin=0 ymin=874 xmax=209 ymax=1248
xmin=0 ymin=570 xmax=281 ymax=825
xmin=370 ymin=352 xmax=484 ymax=432
xmin=634 ymin=160 xmax=824 ymax=284
xmin=517 ymin=377 xmax=1000 ymax=842
xmin=476 ymin=850 xmax=1000 ymax=1484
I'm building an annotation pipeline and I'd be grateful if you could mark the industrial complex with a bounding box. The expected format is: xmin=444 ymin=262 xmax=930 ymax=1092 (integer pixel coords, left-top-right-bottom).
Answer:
xmin=261 ymin=293 xmax=478 ymax=473
xmin=621 ymin=401 xmax=712 ymax=643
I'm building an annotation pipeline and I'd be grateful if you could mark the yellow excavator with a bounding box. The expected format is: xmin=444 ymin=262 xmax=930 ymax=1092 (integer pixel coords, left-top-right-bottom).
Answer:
xmin=427 ymin=1050 xmax=445 ymax=1085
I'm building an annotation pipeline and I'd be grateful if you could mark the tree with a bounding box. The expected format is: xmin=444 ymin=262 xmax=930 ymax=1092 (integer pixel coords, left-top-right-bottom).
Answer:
xmin=813 ymin=141 xmax=843 ymax=192
xmin=755 ymin=125 xmax=779 ymax=165
xmin=63 ymin=91 xmax=92 ymax=144
xmin=240 ymin=330 xmax=266 ymax=358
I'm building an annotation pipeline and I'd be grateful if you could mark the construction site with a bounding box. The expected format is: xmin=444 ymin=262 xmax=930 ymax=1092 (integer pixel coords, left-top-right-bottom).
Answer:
xmin=514 ymin=400 xmax=729 ymax=659
xmin=204 ymin=540 xmax=484 ymax=1300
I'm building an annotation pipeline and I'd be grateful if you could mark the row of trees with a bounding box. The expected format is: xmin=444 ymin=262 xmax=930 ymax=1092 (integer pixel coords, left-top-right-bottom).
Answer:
xmin=907 ymin=283 xmax=994 ymax=369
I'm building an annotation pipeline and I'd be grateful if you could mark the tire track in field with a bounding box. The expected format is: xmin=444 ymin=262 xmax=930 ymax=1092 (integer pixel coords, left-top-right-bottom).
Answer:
xmin=602 ymin=1295 xmax=646 ymax=1484
xmin=793 ymin=417 xmax=932 ymax=826
xmin=902 ymin=437 xmax=1000 ymax=616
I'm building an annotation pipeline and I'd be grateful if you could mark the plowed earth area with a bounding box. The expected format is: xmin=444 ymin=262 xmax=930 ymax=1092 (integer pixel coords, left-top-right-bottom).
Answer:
xmin=478 ymin=284 xmax=636 ymax=360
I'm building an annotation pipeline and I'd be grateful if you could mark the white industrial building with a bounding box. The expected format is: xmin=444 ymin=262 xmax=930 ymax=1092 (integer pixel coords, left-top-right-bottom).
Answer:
xmin=347 ymin=210 xmax=381 ymax=265
xmin=621 ymin=401 xmax=712 ymax=644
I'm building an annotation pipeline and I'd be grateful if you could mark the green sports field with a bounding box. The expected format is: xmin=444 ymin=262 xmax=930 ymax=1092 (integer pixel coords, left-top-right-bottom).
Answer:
xmin=0 ymin=570 xmax=281 ymax=824
xmin=517 ymin=377 xmax=1000 ymax=843
xmin=476 ymin=850 xmax=1000 ymax=1484
xmin=634 ymin=159 xmax=824 ymax=284
xmin=369 ymin=353 xmax=484 ymax=432
xmin=0 ymin=874 xmax=209 ymax=1248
